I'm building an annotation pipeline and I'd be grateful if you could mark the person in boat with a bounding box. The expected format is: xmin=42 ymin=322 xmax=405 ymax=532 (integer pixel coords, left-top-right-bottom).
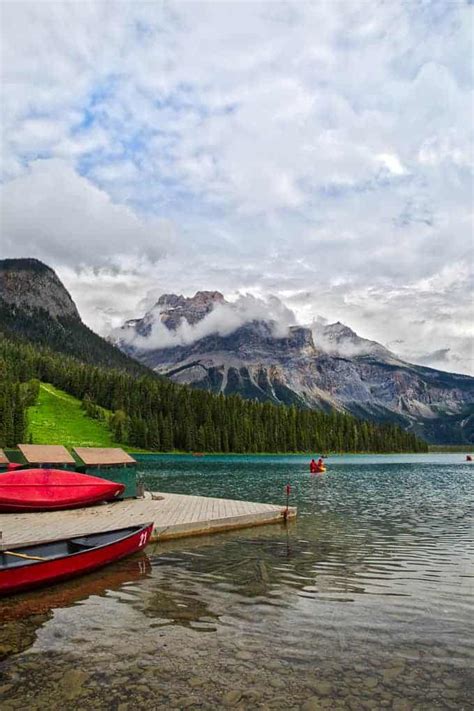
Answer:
xmin=310 ymin=458 xmax=324 ymax=473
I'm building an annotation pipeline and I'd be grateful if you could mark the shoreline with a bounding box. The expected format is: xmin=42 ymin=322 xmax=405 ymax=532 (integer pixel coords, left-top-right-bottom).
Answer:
xmin=132 ymin=448 xmax=470 ymax=457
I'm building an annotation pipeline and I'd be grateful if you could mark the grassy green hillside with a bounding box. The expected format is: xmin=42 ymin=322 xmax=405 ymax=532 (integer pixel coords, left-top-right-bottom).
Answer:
xmin=28 ymin=383 xmax=115 ymax=448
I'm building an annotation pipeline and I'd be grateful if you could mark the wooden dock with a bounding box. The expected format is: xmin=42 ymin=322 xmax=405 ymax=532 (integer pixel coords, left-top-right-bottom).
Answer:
xmin=0 ymin=492 xmax=297 ymax=549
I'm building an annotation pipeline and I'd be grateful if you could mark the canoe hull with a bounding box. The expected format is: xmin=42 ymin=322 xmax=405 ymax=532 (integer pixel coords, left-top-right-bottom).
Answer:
xmin=0 ymin=523 xmax=153 ymax=596
xmin=0 ymin=469 xmax=125 ymax=512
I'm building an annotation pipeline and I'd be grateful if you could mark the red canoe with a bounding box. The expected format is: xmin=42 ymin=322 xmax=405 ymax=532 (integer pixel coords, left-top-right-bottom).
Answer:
xmin=0 ymin=522 xmax=153 ymax=596
xmin=0 ymin=469 xmax=125 ymax=512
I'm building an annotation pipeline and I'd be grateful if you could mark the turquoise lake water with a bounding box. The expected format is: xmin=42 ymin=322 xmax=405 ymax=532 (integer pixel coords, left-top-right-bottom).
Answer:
xmin=0 ymin=453 xmax=472 ymax=709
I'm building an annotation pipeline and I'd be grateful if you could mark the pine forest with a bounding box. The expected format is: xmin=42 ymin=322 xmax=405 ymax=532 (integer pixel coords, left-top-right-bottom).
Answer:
xmin=0 ymin=334 xmax=427 ymax=453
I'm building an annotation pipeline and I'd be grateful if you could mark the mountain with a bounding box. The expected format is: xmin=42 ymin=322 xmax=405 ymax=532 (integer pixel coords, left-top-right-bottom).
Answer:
xmin=112 ymin=291 xmax=474 ymax=444
xmin=312 ymin=321 xmax=396 ymax=361
xmin=0 ymin=258 xmax=80 ymax=319
xmin=0 ymin=258 xmax=151 ymax=375
xmin=0 ymin=262 xmax=425 ymax=454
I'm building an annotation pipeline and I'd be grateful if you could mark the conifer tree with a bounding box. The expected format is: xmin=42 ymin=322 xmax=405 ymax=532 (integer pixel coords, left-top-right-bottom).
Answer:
xmin=0 ymin=333 xmax=429 ymax=454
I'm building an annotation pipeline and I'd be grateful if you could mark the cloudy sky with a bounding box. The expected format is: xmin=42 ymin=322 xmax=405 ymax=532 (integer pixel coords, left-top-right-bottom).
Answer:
xmin=1 ymin=1 xmax=473 ymax=374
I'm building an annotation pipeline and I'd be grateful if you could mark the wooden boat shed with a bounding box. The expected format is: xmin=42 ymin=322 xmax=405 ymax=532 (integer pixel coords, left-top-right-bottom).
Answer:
xmin=73 ymin=447 xmax=138 ymax=498
xmin=18 ymin=444 xmax=75 ymax=467
xmin=0 ymin=445 xmax=138 ymax=499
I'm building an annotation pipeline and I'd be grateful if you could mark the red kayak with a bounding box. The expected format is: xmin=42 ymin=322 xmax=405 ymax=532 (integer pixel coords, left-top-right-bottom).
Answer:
xmin=0 ymin=469 xmax=125 ymax=512
xmin=0 ymin=522 xmax=153 ymax=596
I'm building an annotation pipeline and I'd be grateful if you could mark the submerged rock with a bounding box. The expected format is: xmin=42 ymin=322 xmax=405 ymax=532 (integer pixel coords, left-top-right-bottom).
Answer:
xmin=222 ymin=689 xmax=243 ymax=706
xmin=60 ymin=669 xmax=89 ymax=700
xmin=301 ymin=698 xmax=322 ymax=711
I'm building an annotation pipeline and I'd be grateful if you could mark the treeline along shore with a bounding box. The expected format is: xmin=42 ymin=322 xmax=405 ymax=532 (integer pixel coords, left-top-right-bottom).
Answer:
xmin=0 ymin=335 xmax=427 ymax=454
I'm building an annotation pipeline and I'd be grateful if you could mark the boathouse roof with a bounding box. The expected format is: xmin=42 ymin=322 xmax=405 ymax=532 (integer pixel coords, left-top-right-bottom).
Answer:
xmin=0 ymin=448 xmax=9 ymax=464
xmin=73 ymin=447 xmax=136 ymax=466
xmin=18 ymin=444 xmax=76 ymax=464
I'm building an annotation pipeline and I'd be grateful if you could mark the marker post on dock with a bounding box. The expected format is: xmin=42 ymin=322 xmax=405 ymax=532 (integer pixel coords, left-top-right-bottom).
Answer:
xmin=283 ymin=483 xmax=291 ymax=522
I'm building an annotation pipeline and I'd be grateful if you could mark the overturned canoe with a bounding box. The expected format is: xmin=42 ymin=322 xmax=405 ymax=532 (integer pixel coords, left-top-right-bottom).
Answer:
xmin=0 ymin=522 xmax=153 ymax=596
xmin=0 ymin=469 xmax=125 ymax=512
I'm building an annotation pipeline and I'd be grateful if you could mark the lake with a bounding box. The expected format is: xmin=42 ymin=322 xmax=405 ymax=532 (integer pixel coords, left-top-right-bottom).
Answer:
xmin=0 ymin=453 xmax=472 ymax=710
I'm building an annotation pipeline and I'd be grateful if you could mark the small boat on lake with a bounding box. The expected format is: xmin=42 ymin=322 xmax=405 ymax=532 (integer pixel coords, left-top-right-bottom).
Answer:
xmin=0 ymin=522 xmax=153 ymax=596
xmin=309 ymin=458 xmax=326 ymax=474
xmin=0 ymin=469 xmax=125 ymax=512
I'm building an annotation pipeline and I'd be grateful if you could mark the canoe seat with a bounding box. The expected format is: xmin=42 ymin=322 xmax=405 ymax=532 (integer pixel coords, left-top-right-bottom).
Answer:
xmin=69 ymin=537 xmax=96 ymax=551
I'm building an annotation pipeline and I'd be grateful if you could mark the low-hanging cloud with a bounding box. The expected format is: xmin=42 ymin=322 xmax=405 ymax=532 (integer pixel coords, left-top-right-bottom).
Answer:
xmin=114 ymin=293 xmax=297 ymax=351
xmin=310 ymin=317 xmax=391 ymax=359
xmin=113 ymin=290 xmax=394 ymax=360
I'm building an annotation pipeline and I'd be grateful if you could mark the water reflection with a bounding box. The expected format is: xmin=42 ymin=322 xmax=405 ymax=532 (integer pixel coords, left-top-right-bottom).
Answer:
xmin=0 ymin=554 xmax=151 ymax=658
xmin=0 ymin=456 xmax=473 ymax=709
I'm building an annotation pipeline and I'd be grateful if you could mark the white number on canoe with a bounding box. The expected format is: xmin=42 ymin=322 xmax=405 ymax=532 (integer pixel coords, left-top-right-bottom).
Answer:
xmin=139 ymin=532 xmax=148 ymax=547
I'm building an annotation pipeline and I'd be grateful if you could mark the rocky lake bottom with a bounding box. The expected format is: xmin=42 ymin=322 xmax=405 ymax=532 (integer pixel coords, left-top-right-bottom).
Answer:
xmin=0 ymin=454 xmax=472 ymax=710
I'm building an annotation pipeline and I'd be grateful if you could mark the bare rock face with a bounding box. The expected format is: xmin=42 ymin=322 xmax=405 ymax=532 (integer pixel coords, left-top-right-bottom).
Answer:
xmin=157 ymin=291 xmax=225 ymax=330
xmin=117 ymin=290 xmax=226 ymax=340
xmin=0 ymin=258 xmax=80 ymax=320
xmin=113 ymin=290 xmax=474 ymax=443
xmin=314 ymin=321 xmax=394 ymax=361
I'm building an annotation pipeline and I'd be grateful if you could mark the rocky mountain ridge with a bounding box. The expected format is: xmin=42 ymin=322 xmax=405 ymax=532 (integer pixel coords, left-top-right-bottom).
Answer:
xmin=0 ymin=258 xmax=80 ymax=320
xmin=113 ymin=291 xmax=474 ymax=444
xmin=0 ymin=258 xmax=151 ymax=375
xmin=0 ymin=259 xmax=427 ymax=456
xmin=1 ymin=261 xmax=471 ymax=444
xmin=313 ymin=320 xmax=395 ymax=361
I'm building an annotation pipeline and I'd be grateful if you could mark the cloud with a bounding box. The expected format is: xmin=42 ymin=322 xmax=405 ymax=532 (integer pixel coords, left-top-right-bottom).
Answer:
xmin=310 ymin=319 xmax=391 ymax=359
xmin=403 ymin=347 xmax=472 ymax=375
xmin=417 ymin=348 xmax=454 ymax=364
xmin=376 ymin=153 xmax=407 ymax=176
xmin=286 ymin=263 xmax=474 ymax=375
xmin=113 ymin=293 xmax=297 ymax=351
xmin=0 ymin=159 xmax=175 ymax=267
xmin=0 ymin=1 xmax=472 ymax=374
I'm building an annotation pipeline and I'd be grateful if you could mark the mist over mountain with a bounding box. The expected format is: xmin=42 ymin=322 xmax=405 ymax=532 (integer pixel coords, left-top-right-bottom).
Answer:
xmin=112 ymin=291 xmax=474 ymax=444
xmin=1 ymin=259 xmax=471 ymax=445
xmin=1 ymin=258 xmax=428 ymax=455
xmin=115 ymin=292 xmax=298 ymax=351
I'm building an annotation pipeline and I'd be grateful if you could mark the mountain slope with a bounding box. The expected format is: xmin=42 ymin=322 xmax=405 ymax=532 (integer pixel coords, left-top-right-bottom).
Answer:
xmin=113 ymin=291 xmax=474 ymax=444
xmin=0 ymin=259 xmax=426 ymax=454
xmin=0 ymin=258 xmax=152 ymax=376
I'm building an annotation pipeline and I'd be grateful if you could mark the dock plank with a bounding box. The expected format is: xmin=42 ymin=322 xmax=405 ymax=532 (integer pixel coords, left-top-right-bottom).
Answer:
xmin=0 ymin=492 xmax=296 ymax=548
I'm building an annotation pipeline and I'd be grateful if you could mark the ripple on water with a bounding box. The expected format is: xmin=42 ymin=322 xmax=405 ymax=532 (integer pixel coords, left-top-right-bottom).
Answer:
xmin=0 ymin=455 xmax=473 ymax=708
